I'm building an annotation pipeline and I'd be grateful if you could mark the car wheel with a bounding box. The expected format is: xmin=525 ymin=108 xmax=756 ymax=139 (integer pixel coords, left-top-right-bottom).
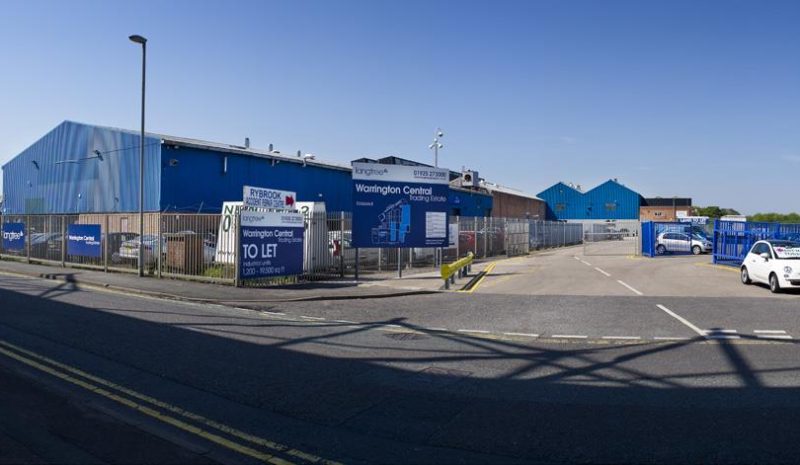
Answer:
xmin=740 ymin=267 xmax=751 ymax=285
xmin=692 ymin=245 xmax=702 ymax=255
xmin=656 ymin=244 xmax=666 ymax=255
xmin=769 ymin=274 xmax=781 ymax=293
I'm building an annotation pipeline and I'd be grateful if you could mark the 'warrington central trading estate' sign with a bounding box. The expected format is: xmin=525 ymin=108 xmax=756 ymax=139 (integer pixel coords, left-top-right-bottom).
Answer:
xmin=351 ymin=162 xmax=450 ymax=248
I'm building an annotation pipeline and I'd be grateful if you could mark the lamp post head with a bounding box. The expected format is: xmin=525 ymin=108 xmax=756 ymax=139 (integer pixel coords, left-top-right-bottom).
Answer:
xmin=129 ymin=34 xmax=147 ymax=45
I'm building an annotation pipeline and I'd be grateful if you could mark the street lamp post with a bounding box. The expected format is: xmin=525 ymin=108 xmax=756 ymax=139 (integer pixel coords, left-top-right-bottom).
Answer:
xmin=129 ymin=34 xmax=147 ymax=277
xmin=428 ymin=129 xmax=444 ymax=267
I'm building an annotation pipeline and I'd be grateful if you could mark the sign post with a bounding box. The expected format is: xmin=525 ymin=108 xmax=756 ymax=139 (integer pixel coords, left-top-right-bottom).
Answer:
xmin=1 ymin=223 xmax=26 ymax=253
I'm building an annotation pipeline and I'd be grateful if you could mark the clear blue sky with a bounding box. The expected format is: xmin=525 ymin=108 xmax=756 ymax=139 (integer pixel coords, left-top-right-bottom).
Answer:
xmin=1 ymin=0 xmax=798 ymax=214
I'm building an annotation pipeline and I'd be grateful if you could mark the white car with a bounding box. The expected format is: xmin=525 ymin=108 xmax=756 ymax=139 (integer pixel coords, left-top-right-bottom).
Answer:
xmin=741 ymin=240 xmax=800 ymax=293
xmin=655 ymin=232 xmax=712 ymax=255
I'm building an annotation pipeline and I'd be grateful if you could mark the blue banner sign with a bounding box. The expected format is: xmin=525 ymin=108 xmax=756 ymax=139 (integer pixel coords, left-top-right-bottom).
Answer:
xmin=2 ymin=223 xmax=25 ymax=251
xmin=239 ymin=211 xmax=304 ymax=279
xmin=67 ymin=224 xmax=102 ymax=258
xmin=351 ymin=163 xmax=450 ymax=248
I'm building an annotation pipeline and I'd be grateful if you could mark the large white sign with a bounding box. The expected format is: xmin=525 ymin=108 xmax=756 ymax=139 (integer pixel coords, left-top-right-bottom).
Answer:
xmin=243 ymin=185 xmax=297 ymax=210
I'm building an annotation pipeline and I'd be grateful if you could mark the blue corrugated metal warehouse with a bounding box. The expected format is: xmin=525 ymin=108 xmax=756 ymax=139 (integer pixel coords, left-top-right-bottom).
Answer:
xmin=537 ymin=180 xmax=643 ymax=220
xmin=2 ymin=121 xmax=492 ymax=216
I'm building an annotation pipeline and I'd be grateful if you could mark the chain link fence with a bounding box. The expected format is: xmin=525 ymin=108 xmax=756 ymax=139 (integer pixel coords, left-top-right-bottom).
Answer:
xmin=2 ymin=213 xmax=584 ymax=285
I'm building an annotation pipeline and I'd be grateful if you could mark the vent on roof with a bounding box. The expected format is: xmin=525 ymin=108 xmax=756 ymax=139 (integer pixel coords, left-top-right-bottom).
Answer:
xmin=245 ymin=137 xmax=250 ymax=149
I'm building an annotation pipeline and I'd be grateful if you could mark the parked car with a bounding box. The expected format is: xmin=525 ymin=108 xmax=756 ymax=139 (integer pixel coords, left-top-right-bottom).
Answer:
xmin=118 ymin=231 xmax=216 ymax=267
xmin=109 ymin=232 xmax=140 ymax=264
xmin=741 ymin=240 xmax=800 ymax=293
xmin=655 ymin=232 xmax=712 ymax=255
xmin=118 ymin=235 xmax=166 ymax=266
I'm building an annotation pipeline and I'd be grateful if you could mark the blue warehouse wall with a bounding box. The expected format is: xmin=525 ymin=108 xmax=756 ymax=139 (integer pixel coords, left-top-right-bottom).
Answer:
xmin=537 ymin=180 xmax=642 ymax=220
xmin=448 ymin=189 xmax=493 ymax=217
xmin=1 ymin=121 xmax=161 ymax=214
xmin=159 ymin=146 xmax=354 ymax=212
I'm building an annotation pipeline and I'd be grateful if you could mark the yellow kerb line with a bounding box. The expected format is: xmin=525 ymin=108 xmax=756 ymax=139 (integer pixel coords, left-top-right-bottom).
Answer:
xmin=458 ymin=262 xmax=497 ymax=294
xmin=0 ymin=339 xmax=341 ymax=465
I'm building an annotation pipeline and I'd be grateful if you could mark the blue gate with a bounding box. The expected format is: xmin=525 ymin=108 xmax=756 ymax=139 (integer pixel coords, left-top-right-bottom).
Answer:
xmin=642 ymin=222 xmax=709 ymax=257
xmin=713 ymin=220 xmax=800 ymax=266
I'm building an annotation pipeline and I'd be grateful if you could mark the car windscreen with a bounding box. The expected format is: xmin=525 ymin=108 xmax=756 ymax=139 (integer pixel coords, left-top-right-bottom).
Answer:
xmin=771 ymin=242 xmax=800 ymax=259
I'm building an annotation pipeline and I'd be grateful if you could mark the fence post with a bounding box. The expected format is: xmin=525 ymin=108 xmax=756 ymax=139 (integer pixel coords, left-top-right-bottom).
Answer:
xmin=103 ymin=215 xmax=109 ymax=272
xmin=483 ymin=217 xmax=488 ymax=259
xmin=157 ymin=213 xmax=163 ymax=278
xmin=456 ymin=216 xmax=460 ymax=258
xmin=61 ymin=216 xmax=66 ymax=267
xmin=26 ymin=216 xmax=31 ymax=263
xmin=339 ymin=211 xmax=345 ymax=278
xmin=234 ymin=210 xmax=241 ymax=287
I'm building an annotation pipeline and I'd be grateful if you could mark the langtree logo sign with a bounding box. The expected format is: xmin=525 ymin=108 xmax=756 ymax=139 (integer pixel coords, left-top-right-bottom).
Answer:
xmin=2 ymin=223 xmax=25 ymax=251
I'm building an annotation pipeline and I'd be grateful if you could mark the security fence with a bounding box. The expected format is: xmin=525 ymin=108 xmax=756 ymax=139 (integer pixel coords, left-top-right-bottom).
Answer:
xmin=1 ymin=213 xmax=583 ymax=285
xmin=713 ymin=220 xmax=800 ymax=266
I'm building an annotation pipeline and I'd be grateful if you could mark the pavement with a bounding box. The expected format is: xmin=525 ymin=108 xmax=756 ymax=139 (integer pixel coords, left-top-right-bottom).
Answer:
xmin=0 ymin=257 xmax=488 ymax=304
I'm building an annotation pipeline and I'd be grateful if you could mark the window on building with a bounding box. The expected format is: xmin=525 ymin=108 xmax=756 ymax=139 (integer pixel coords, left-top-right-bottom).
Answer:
xmin=555 ymin=203 xmax=566 ymax=212
xmin=605 ymin=202 xmax=617 ymax=211
xmin=654 ymin=211 xmax=663 ymax=217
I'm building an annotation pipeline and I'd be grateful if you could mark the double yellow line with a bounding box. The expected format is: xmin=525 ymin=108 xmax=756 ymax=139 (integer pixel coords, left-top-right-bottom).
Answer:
xmin=457 ymin=262 xmax=497 ymax=294
xmin=0 ymin=339 xmax=340 ymax=465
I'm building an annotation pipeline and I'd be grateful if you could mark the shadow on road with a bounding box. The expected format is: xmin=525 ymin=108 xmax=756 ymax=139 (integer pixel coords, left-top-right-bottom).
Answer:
xmin=0 ymin=281 xmax=799 ymax=464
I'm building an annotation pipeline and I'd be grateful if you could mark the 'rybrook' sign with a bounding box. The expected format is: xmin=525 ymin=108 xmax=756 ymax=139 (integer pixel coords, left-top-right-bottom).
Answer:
xmin=2 ymin=223 xmax=25 ymax=251
xmin=351 ymin=162 xmax=450 ymax=248
xmin=243 ymin=186 xmax=296 ymax=210
xmin=67 ymin=224 xmax=102 ymax=258
xmin=239 ymin=211 xmax=304 ymax=279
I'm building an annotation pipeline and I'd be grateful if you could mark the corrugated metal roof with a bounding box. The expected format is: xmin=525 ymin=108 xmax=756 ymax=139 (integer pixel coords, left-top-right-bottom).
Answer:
xmin=480 ymin=182 xmax=543 ymax=201
xmin=67 ymin=120 xmax=352 ymax=172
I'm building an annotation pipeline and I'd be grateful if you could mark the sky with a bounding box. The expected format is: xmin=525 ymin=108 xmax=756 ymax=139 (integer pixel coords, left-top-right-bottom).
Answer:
xmin=1 ymin=0 xmax=798 ymax=215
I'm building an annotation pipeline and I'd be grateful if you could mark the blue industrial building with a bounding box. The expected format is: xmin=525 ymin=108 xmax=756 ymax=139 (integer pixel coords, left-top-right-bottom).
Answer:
xmin=537 ymin=180 xmax=643 ymax=220
xmin=2 ymin=121 xmax=492 ymax=216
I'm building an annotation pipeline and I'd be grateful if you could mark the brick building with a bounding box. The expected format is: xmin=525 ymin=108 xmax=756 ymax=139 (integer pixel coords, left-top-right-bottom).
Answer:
xmin=639 ymin=197 xmax=692 ymax=221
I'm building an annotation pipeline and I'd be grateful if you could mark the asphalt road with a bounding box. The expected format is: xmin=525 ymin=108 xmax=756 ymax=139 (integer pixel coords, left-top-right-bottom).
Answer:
xmin=1 ymin=274 xmax=800 ymax=463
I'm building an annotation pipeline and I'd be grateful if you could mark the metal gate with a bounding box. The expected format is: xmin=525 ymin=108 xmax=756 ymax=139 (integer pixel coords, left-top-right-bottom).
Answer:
xmin=642 ymin=221 xmax=709 ymax=257
xmin=583 ymin=221 xmax=640 ymax=256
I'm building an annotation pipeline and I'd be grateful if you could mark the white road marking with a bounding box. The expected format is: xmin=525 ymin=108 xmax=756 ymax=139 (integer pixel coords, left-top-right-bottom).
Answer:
xmin=573 ymin=256 xmax=582 ymax=261
xmin=457 ymin=329 xmax=490 ymax=334
xmin=503 ymin=332 xmax=540 ymax=338
xmin=754 ymin=330 xmax=787 ymax=334
xmin=617 ymin=280 xmax=644 ymax=296
xmin=300 ymin=316 xmax=325 ymax=321
xmin=601 ymin=336 xmax=641 ymax=340
xmin=580 ymin=260 xmax=593 ymax=267
xmin=551 ymin=334 xmax=588 ymax=339
xmin=655 ymin=304 xmax=706 ymax=337
xmin=260 ymin=311 xmax=286 ymax=316
xmin=757 ymin=334 xmax=792 ymax=339
xmin=705 ymin=330 xmax=740 ymax=339
xmin=332 ymin=319 xmax=358 ymax=324
xmin=653 ymin=336 xmax=691 ymax=341
xmin=427 ymin=327 xmax=449 ymax=332
xmin=594 ymin=267 xmax=611 ymax=277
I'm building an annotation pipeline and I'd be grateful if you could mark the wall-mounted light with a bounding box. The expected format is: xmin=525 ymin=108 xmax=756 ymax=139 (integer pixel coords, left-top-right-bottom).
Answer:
xmin=31 ymin=161 xmax=40 ymax=170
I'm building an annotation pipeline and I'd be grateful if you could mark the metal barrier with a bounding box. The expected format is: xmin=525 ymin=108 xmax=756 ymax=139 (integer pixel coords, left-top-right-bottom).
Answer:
xmin=441 ymin=252 xmax=473 ymax=289
xmin=2 ymin=212 xmax=591 ymax=285
xmin=713 ymin=220 xmax=800 ymax=266
xmin=641 ymin=221 xmax=710 ymax=257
